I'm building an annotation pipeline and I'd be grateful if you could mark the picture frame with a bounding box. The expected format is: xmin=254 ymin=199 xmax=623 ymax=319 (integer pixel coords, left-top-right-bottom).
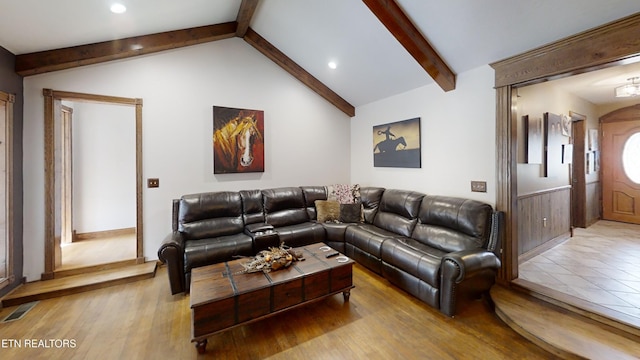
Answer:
xmin=524 ymin=115 xmax=543 ymax=164
xmin=562 ymin=144 xmax=573 ymax=164
xmin=213 ymin=106 xmax=265 ymax=174
xmin=589 ymin=129 xmax=599 ymax=151
xmin=372 ymin=117 xmax=421 ymax=168
xmin=561 ymin=114 xmax=571 ymax=137
xmin=544 ymin=112 xmax=563 ymax=177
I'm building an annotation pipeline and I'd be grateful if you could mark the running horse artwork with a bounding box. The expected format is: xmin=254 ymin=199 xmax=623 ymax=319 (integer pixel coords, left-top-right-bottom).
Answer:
xmin=213 ymin=106 xmax=265 ymax=174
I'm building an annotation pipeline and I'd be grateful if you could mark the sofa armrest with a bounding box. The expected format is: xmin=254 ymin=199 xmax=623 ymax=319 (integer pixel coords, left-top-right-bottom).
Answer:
xmin=439 ymin=249 xmax=501 ymax=317
xmin=158 ymin=231 xmax=186 ymax=294
xmin=245 ymin=222 xmax=274 ymax=233
xmin=442 ymin=250 xmax=501 ymax=283
xmin=244 ymin=223 xmax=279 ymax=252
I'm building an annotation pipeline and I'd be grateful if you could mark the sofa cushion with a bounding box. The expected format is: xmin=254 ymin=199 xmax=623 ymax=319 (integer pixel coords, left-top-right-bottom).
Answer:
xmin=381 ymin=237 xmax=447 ymax=288
xmin=240 ymin=189 xmax=265 ymax=225
xmin=372 ymin=189 xmax=424 ymax=237
xmin=183 ymin=232 xmax=253 ymax=273
xmin=262 ymin=187 xmax=309 ymax=227
xmin=275 ymin=222 xmax=326 ymax=247
xmin=360 ymin=187 xmax=385 ymax=224
xmin=413 ymin=196 xmax=492 ymax=252
xmin=301 ymin=186 xmax=328 ymax=220
xmin=178 ymin=192 xmax=244 ymax=240
xmin=345 ymin=223 xmax=398 ymax=258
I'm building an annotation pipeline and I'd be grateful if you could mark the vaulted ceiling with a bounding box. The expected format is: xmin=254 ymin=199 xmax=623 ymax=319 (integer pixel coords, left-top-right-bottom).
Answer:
xmin=1 ymin=0 xmax=640 ymax=116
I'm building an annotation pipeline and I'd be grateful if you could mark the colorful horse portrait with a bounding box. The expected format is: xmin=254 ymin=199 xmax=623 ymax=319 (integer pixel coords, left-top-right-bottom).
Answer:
xmin=213 ymin=106 xmax=264 ymax=174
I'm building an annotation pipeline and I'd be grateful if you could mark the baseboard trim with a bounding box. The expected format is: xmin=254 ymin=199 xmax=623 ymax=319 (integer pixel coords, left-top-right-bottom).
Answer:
xmin=518 ymin=232 xmax=570 ymax=263
xmin=74 ymin=227 xmax=136 ymax=241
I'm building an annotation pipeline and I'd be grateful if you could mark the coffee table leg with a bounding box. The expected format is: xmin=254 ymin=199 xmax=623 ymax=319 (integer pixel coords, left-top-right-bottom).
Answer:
xmin=195 ymin=339 xmax=208 ymax=354
xmin=343 ymin=290 xmax=351 ymax=302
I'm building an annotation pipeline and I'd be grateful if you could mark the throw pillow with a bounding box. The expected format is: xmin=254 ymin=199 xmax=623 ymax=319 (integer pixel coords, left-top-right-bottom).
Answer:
xmin=339 ymin=203 xmax=362 ymax=223
xmin=315 ymin=200 xmax=341 ymax=223
xmin=327 ymin=184 xmax=361 ymax=204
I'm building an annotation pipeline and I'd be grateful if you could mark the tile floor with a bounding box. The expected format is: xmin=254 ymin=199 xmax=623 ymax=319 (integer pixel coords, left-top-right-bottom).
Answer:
xmin=519 ymin=220 xmax=640 ymax=320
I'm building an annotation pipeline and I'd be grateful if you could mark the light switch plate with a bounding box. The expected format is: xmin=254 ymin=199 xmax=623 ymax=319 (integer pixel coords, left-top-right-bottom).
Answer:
xmin=471 ymin=181 xmax=487 ymax=193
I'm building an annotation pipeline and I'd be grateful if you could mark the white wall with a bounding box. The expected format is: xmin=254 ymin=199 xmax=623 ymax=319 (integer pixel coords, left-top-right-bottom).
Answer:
xmin=350 ymin=66 xmax=496 ymax=204
xmin=23 ymin=38 xmax=351 ymax=281
xmin=72 ymin=102 xmax=136 ymax=233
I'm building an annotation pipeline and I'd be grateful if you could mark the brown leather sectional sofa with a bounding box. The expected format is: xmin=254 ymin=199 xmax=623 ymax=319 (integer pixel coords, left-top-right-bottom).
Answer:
xmin=157 ymin=186 xmax=503 ymax=316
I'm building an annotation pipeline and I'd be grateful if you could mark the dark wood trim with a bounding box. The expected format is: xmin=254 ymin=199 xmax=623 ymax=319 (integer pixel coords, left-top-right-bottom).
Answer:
xmin=243 ymin=28 xmax=356 ymax=117
xmin=362 ymin=0 xmax=456 ymax=92
xmin=491 ymin=12 xmax=640 ymax=88
xmin=570 ymin=113 xmax=587 ymax=229
xmin=135 ymin=101 xmax=143 ymax=260
xmin=236 ymin=0 xmax=260 ymax=37
xmin=16 ymin=23 xmax=237 ymax=76
xmin=495 ymin=86 xmax=517 ymax=283
xmin=492 ymin=12 xmax=640 ymax=283
xmin=42 ymin=90 xmax=55 ymax=280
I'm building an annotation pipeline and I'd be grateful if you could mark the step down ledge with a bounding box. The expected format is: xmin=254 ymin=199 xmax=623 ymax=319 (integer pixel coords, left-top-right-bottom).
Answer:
xmin=491 ymin=285 xmax=640 ymax=360
xmin=1 ymin=262 xmax=157 ymax=308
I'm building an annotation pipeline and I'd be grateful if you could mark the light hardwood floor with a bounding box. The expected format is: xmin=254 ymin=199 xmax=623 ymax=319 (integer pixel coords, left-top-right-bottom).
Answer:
xmin=57 ymin=233 xmax=136 ymax=271
xmin=0 ymin=264 xmax=553 ymax=359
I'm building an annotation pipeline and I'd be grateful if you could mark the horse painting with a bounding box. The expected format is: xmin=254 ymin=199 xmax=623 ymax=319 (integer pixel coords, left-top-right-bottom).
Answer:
xmin=372 ymin=117 xmax=421 ymax=168
xmin=373 ymin=136 xmax=407 ymax=153
xmin=213 ymin=107 xmax=264 ymax=173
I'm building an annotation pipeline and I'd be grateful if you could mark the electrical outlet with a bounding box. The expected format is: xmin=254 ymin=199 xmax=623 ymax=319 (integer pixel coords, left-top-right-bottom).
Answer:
xmin=471 ymin=181 xmax=487 ymax=193
xmin=147 ymin=178 xmax=159 ymax=188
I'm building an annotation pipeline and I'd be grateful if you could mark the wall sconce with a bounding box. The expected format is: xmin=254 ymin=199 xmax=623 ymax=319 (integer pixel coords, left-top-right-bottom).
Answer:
xmin=615 ymin=77 xmax=640 ymax=97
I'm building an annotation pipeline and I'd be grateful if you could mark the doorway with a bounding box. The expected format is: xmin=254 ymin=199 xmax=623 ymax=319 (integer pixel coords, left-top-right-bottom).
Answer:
xmin=42 ymin=89 xmax=144 ymax=280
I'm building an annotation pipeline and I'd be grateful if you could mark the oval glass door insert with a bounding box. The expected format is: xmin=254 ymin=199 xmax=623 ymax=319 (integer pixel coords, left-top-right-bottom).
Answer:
xmin=622 ymin=132 xmax=640 ymax=184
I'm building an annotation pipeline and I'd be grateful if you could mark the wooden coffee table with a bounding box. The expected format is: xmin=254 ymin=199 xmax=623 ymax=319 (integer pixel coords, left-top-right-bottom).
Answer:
xmin=189 ymin=243 xmax=355 ymax=354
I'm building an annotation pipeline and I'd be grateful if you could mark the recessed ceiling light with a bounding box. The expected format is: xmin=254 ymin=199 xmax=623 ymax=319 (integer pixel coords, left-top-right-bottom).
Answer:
xmin=328 ymin=61 xmax=337 ymax=70
xmin=110 ymin=3 xmax=127 ymax=14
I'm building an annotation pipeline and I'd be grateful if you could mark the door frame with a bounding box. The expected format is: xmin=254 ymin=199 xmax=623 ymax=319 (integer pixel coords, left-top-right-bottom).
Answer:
xmin=600 ymin=105 xmax=640 ymax=223
xmin=491 ymin=13 xmax=640 ymax=282
xmin=0 ymin=91 xmax=14 ymax=290
xmin=570 ymin=112 xmax=587 ymax=229
xmin=42 ymin=89 xmax=144 ymax=280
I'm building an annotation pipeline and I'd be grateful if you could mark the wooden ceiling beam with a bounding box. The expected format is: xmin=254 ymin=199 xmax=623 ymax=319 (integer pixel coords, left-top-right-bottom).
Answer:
xmin=236 ymin=0 xmax=260 ymax=37
xmin=363 ymin=0 xmax=456 ymax=91
xmin=243 ymin=28 xmax=355 ymax=117
xmin=15 ymin=22 xmax=237 ymax=76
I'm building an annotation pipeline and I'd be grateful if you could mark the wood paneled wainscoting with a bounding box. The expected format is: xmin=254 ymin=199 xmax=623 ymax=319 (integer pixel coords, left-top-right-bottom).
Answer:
xmin=517 ymin=186 xmax=571 ymax=261
xmin=586 ymin=180 xmax=601 ymax=228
